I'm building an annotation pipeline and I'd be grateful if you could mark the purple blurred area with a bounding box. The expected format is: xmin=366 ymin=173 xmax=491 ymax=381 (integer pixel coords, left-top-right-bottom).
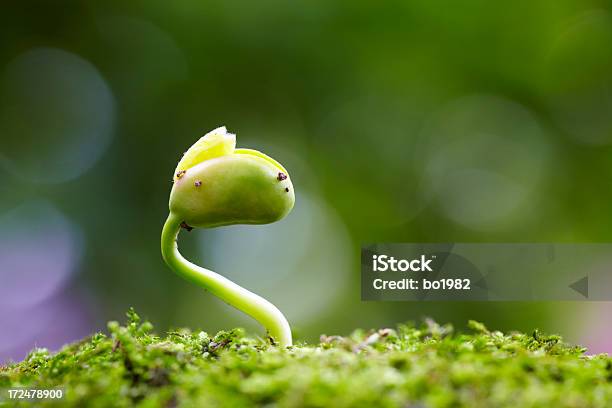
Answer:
xmin=0 ymin=292 xmax=93 ymax=364
xmin=0 ymin=202 xmax=95 ymax=363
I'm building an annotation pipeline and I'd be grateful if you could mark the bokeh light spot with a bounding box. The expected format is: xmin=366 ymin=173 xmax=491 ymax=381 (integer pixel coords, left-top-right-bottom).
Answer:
xmin=0 ymin=48 xmax=115 ymax=183
xmin=0 ymin=200 xmax=83 ymax=309
xmin=199 ymin=191 xmax=352 ymax=324
xmin=417 ymin=95 xmax=551 ymax=230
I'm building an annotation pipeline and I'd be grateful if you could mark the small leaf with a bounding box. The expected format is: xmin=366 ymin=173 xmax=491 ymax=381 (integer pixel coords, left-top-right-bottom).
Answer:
xmin=174 ymin=126 xmax=235 ymax=178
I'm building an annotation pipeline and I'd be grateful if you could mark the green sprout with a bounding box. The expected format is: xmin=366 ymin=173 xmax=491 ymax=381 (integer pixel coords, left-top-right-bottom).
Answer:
xmin=161 ymin=127 xmax=295 ymax=346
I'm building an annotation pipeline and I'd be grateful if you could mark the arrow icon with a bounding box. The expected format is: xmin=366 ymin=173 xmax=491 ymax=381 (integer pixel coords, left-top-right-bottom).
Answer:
xmin=569 ymin=276 xmax=588 ymax=298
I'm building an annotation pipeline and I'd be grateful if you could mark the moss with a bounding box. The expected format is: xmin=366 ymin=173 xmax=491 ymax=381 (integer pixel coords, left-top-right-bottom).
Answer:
xmin=1 ymin=310 xmax=611 ymax=408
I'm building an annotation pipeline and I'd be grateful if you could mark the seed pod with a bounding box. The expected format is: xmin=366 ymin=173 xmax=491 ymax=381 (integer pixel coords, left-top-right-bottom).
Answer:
xmin=168 ymin=127 xmax=295 ymax=228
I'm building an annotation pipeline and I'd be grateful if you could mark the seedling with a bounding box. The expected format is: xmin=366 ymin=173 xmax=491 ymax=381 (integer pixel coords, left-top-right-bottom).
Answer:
xmin=161 ymin=127 xmax=295 ymax=346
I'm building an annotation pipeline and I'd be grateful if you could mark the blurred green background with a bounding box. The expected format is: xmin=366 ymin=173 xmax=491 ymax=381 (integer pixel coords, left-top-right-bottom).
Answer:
xmin=1 ymin=0 xmax=612 ymax=362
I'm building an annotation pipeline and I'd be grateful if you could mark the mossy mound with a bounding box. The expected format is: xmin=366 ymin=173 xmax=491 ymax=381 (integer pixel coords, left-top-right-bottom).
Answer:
xmin=1 ymin=310 xmax=611 ymax=407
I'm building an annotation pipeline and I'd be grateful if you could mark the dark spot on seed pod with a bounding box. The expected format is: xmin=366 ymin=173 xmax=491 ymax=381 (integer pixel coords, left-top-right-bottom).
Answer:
xmin=176 ymin=170 xmax=186 ymax=179
xmin=195 ymin=180 xmax=202 ymax=187
xmin=180 ymin=221 xmax=193 ymax=232
xmin=285 ymin=187 xmax=289 ymax=192
xmin=277 ymin=172 xmax=287 ymax=181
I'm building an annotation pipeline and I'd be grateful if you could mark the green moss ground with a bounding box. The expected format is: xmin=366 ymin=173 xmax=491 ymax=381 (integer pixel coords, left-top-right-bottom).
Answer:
xmin=1 ymin=310 xmax=611 ymax=407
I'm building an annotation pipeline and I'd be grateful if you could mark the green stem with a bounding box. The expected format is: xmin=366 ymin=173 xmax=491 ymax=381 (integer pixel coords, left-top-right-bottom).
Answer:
xmin=161 ymin=213 xmax=292 ymax=346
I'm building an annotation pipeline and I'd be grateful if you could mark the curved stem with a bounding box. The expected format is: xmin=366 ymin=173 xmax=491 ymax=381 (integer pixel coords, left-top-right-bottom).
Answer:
xmin=161 ymin=213 xmax=292 ymax=346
